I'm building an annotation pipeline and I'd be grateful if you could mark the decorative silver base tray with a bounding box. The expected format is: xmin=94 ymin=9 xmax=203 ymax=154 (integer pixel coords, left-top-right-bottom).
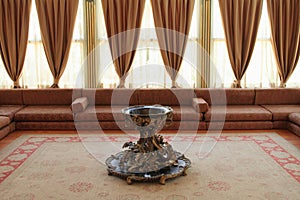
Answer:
xmin=106 ymin=151 xmax=191 ymax=185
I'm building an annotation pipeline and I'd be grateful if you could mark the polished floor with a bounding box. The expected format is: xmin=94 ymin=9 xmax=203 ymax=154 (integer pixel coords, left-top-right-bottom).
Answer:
xmin=0 ymin=129 xmax=300 ymax=150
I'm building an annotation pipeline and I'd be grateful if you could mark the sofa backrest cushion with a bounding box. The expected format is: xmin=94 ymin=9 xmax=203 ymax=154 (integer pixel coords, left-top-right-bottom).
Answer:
xmin=0 ymin=89 xmax=23 ymax=105
xmin=82 ymin=89 xmax=139 ymax=106
xmin=255 ymin=89 xmax=300 ymax=105
xmin=138 ymin=89 xmax=195 ymax=106
xmin=194 ymin=89 xmax=255 ymax=105
xmin=23 ymin=89 xmax=81 ymax=105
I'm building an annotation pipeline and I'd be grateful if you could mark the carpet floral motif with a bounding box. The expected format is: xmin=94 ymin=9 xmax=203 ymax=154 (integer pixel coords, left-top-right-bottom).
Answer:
xmin=68 ymin=182 xmax=94 ymax=193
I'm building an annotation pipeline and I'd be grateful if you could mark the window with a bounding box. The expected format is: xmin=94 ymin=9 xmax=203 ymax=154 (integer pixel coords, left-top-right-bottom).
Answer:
xmin=96 ymin=0 xmax=200 ymax=88
xmin=0 ymin=0 xmax=84 ymax=88
xmin=1 ymin=0 xmax=299 ymax=89
xmin=211 ymin=0 xmax=300 ymax=88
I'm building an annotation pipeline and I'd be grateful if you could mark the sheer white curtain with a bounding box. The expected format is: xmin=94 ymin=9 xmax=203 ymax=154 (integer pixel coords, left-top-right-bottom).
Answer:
xmin=0 ymin=57 xmax=10 ymax=88
xmin=0 ymin=0 xmax=84 ymax=88
xmin=96 ymin=0 xmax=200 ymax=88
xmin=211 ymin=0 xmax=300 ymax=88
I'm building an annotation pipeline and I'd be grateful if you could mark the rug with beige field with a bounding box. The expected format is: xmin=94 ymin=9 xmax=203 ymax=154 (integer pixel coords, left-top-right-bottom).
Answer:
xmin=0 ymin=133 xmax=300 ymax=200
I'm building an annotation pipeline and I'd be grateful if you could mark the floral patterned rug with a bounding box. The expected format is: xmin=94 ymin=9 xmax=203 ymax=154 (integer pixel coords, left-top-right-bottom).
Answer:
xmin=0 ymin=133 xmax=300 ymax=199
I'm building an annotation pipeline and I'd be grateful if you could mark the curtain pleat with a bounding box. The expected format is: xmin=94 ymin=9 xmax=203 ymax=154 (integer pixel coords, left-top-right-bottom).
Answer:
xmin=267 ymin=0 xmax=300 ymax=88
xmin=102 ymin=0 xmax=145 ymax=88
xmin=219 ymin=0 xmax=263 ymax=88
xmin=0 ymin=0 xmax=32 ymax=88
xmin=35 ymin=0 xmax=79 ymax=88
xmin=151 ymin=0 xmax=195 ymax=88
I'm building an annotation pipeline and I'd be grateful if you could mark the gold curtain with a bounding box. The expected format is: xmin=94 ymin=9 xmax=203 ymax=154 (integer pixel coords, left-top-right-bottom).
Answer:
xmin=0 ymin=0 xmax=32 ymax=88
xmin=151 ymin=0 xmax=195 ymax=88
xmin=219 ymin=0 xmax=263 ymax=88
xmin=267 ymin=0 xmax=300 ymax=88
xmin=35 ymin=0 xmax=79 ymax=88
xmin=101 ymin=0 xmax=145 ymax=88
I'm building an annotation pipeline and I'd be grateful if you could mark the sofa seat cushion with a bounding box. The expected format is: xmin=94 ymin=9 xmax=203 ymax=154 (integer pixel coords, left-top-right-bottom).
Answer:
xmin=289 ymin=113 xmax=300 ymax=126
xmin=14 ymin=106 xmax=74 ymax=122
xmin=75 ymin=106 xmax=201 ymax=122
xmin=288 ymin=122 xmax=300 ymax=137
xmin=207 ymin=121 xmax=273 ymax=130
xmin=205 ymin=105 xmax=272 ymax=122
xmin=261 ymin=105 xmax=300 ymax=121
xmin=0 ymin=123 xmax=15 ymax=140
xmin=171 ymin=106 xmax=201 ymax=121
xmin=75 ymin=106 xmax=126 ymax=122
xmin=0 ymin=105 xmax=25 ymax=120
xmin=0 ymin=116 xmax=10 ymax=129
xmin=16 ymin=122 xmax=75 ymax=130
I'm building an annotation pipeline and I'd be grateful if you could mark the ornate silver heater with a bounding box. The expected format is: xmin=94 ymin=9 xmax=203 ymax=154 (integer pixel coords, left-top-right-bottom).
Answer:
xmin=105 ymin=105 xmax=191 ymax=184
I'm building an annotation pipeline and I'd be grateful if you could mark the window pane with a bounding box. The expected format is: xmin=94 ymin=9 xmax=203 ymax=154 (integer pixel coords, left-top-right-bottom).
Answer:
xmin=287 ymin=61 xmax=300 ymax=88
xmin=211 ymin=0 xmax=288 ymax=88
xmin=0 ymin=59 xmax=12 ymax=88
xmin=211 ymin=0 xmax=234 ymax=88
xmin=97 ymin=0 xmax=199 ymax=88
xmin=60 ymin=1 xmax=85 ymax=88
xmin=0 ymin=0 xmax=85 ymax=88
xmin=242 ymin=1 xmax=279 ymax=88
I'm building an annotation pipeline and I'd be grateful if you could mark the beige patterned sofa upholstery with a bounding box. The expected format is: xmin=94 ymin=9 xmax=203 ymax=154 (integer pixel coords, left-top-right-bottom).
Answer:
xmin=288 ymin=113 xmax=300 ymax=137
xmin=194 ymin=89 xmax=273 ymax=130
xmin=14 ymin=89 xmax=81 ymax=130
xmin=0 ymin=90 xmax=25 ymax=139
xmin=255 ymin=89 xmax=300 ymax=129
xmin=74 ymin=89 xmax=204 ymax=130
xmin=0 ymin=88 xmax=300 ymax=139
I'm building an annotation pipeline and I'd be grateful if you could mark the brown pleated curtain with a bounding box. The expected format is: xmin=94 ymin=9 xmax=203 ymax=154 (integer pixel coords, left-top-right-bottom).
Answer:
xmin=102 ymin=0 xmax=145 ymax=88
xmin=35 ymin=0 xmax=79 ymax=88
xmin=0 ymin=0 xmax=31 ymax=88
xmin=218 ymin=0 xmax=263 ymax=88
xmin=267 ymin=0 xmax=300 ymax=88
xmin=151 ymin=0 xmax=195 ymax=88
